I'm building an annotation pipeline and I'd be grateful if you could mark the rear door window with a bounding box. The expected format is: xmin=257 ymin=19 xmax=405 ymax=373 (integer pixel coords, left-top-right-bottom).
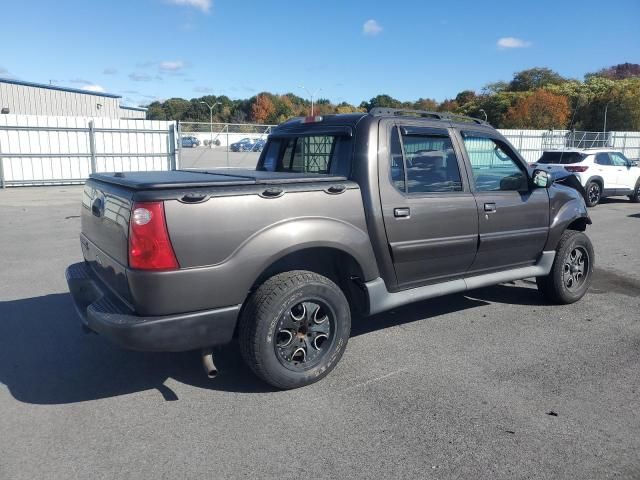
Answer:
xmin=595 ymin=153 xmax=612 ymax=166
xmin=389 ymin=126 xmax=463 ymax=194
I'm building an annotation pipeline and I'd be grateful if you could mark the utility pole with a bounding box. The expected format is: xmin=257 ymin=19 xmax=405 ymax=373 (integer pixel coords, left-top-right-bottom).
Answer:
xmin=299 ymin=86 xmax=323 ymax=116
xmin=200 ymin=101 xmax=221 ymax=147
xmin=603 ymin=100 xmax=613 ymax=138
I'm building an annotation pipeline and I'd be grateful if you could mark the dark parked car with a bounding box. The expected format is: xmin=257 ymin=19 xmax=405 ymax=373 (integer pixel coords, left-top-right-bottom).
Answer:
xmin=229 ymin=137 xmax=256 ymax=152
xmin=252 ymin=139 xmax=266 ymax=152
xmin=181 ymin=136 xmax=200 ymax=148
xmin=67 ymin=108 xmax=594 ymax=389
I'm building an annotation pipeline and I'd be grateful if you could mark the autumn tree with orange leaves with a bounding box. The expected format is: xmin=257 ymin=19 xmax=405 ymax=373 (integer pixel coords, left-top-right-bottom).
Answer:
xmin=503 ymin=89 xmax=570 ymax=129
xmin=251 ymin=94 xmax=276 ymax=123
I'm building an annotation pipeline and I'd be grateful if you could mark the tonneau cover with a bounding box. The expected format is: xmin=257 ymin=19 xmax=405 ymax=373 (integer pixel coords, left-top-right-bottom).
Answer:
xmin=90 ymin=169 xmax=348 ymax=190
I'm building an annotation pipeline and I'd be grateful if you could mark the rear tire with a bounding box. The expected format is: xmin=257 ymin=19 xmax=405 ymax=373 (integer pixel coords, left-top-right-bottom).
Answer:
xmin=239 ymin=271 xmax=351 ymax=389
xmin=536 ymin=230 xmax=594 ymax=304
xmin=584 ymin=181 xmax=601 ymax=207
xmin=629 ymin=179 xmax=640 ymax=203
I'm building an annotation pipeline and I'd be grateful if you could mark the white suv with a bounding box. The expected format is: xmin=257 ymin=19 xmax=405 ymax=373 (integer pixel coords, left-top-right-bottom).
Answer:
xmin=532 ymin=149 xmax=640 ymax=207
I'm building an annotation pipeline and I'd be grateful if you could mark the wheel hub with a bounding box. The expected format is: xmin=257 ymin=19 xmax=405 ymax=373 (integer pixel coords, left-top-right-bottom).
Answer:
xmin=563 ymin=246 xmax=589 ymax=290
xmin=275 ymin=300 xmax=333 ymax=371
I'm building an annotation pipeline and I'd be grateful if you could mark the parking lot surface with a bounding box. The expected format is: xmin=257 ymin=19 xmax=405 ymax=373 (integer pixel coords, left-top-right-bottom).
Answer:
xmin=1 ymin=186 xmax=639 ymax=479
xmin=179 ymin=146 xmax=260 ymax=170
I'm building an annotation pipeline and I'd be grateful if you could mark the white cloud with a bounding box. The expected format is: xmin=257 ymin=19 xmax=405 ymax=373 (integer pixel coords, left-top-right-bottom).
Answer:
xmin=159 ymin=60 xmax=185 ymax=72
xmin=497 ymin=37 xmax=532 ymax=49
xmin=167 ymin=0 xmax=211 ymax=13
xmin=103 ymin=67 xmax=118 ymax=75
xmin=81 ymin=84 xmax=106 ymax=93
xmin=194 ymin=86 xmax=214 ymax=93
xmin=70 ymin=78 xmax=92 ymax=84
xmin=129 ymin=72 xmax=153 ymax=82
xmin=363 ymin=19 xmax=383 ymax=36
xmin=0 ymin=67 xmax=8 ymax=75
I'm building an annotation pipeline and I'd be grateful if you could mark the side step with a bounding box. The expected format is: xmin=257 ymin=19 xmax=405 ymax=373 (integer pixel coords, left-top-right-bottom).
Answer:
xmin=365 ymin=251 xmax=555 ymax=315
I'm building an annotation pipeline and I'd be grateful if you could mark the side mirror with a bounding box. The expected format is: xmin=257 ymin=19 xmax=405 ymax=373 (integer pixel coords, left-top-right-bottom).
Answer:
xmin=533 ymin=169 xmax=551 ymax=188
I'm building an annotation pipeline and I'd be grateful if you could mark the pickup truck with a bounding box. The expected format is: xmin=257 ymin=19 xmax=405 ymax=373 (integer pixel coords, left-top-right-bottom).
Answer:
xmin=66 ymin=108 xmax=594 ymax=389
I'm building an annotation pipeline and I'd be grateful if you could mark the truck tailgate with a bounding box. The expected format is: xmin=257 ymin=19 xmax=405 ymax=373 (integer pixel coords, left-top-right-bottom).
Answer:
xmin=81 ymin=181 xmax=135 ymax=304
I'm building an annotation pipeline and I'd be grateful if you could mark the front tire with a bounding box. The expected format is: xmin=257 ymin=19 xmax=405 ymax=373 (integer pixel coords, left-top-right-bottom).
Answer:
xmin=536 ymin=230 xmax=594 ymax=304
xmin=584 ymin=181 xmax=602 ymax=207
xmin=239 ymin=271 xmax=351 ymax=389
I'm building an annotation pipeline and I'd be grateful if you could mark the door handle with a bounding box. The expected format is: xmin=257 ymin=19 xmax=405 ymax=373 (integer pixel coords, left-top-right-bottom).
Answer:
xmin=484 ymin=203 xmax=497 ymax=213
xmin=394 ymin=207 xmax=410 ymax=218
xmin=326 ymin=184 xmax=346 ymax=194
xmin=260 ymin=187 xmax=284 ymax=198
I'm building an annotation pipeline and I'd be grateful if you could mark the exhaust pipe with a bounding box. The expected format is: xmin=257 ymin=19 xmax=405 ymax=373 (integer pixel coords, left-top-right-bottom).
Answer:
xmin=201 ymin=348 xmax=218 ymax=379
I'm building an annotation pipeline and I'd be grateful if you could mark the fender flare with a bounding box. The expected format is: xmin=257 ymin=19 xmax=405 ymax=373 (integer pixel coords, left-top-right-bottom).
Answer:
xmin=584 ymin=175 xmax=604 ymax=188
xmin=230 ymin=216 xmax=380 ymax=288
xmin=544 ymin=198 xmax=591 ymax=251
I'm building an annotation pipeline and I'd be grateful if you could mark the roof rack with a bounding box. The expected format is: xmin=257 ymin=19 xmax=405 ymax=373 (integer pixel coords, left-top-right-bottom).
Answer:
xmin=368 ymin=107 xmax=488 ymax=125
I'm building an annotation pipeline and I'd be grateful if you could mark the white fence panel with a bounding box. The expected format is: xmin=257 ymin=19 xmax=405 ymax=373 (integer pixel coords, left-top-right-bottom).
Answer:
xmin=610 ymin=132 xmax=640 ymax=161
xmin=0 ymin=114 xmax=176 ymax=187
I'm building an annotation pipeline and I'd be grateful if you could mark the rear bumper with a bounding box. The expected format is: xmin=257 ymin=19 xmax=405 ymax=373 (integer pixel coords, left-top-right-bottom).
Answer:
xmin=65 ymin=262 xmax=240 ymax=352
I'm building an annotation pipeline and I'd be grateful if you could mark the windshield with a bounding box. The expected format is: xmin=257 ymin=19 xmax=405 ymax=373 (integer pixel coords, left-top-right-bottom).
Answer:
xmin=537 ymin=151 xmax=586 ymax=164
xmin=257 ymin=135 xmax=351 ymax=175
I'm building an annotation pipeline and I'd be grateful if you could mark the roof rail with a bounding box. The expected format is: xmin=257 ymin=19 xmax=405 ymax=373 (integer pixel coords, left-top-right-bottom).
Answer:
xmin=368 ymin=107 xmax=488 ymax=125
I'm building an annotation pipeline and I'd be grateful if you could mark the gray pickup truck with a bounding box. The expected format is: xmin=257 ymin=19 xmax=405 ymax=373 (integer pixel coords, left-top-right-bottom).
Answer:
xmin=66 ymin=108 xmax=594 ymax=389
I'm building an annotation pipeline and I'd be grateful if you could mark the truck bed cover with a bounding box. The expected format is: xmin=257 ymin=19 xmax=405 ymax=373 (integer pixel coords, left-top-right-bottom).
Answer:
xmin=89 ymin=169 xmax=348 ymax=190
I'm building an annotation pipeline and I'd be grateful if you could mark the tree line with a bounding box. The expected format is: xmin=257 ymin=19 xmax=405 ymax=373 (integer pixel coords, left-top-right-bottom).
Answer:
xmin=146 ymin=63 xmax=640 ymax=131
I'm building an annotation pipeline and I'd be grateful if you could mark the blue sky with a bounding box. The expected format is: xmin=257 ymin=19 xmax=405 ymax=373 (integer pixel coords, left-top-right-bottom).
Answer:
xmin=1 ymin=0 xmax=638 ymax=107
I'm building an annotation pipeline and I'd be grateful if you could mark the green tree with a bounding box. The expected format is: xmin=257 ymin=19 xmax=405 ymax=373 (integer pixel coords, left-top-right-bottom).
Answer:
xmin=509 ymin=68 xmax=566 ymax=92
xmin=360 ymin=94 xmax=402 ymax=111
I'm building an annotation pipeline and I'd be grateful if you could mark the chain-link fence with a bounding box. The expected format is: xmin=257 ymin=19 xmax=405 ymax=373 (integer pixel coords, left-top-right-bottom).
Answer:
xmin=178 ymin=122 xmax=275 ymax=169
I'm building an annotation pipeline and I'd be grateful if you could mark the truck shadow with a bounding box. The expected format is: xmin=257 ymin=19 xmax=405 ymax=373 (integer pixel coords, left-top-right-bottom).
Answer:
xmin=0 ymin=283 xmax=544 ymax=404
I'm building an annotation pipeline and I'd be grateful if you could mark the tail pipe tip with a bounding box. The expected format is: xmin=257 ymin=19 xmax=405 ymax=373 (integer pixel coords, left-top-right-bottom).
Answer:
xmin=202 ymin=348 xmax=218 ymax=379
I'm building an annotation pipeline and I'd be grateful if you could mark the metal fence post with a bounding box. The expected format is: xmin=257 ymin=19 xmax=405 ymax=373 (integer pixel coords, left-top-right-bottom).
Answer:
xmin=176 ymin=121 xmax=182 ymax=170
xmin=88 ymin=120 xmax=97 ymax=174
xmin=168 ymin=123 xmax=177 ymax=170
xmin=0 ymin=138 xmax=5 ymax=189
xmin=226 ymin=124 xmax=229 ymax=167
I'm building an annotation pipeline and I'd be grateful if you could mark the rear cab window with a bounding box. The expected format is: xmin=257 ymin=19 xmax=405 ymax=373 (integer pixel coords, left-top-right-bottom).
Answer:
xmin=258 ymin=135 xmax=352 ymax=175
xmin=537 ymin=151 xmax=586 ymax=165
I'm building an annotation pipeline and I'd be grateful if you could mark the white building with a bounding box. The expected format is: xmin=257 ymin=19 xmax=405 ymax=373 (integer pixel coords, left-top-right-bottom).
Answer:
xmin=0 ymin=78 xmax=146 ymax=119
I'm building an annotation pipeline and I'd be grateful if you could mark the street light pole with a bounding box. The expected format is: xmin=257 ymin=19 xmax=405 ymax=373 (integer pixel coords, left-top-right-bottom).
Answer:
xmin=299 ymin=86 xmax=323 ymax=116
xmin=603 ymin=100 xmax=613 ymax=136
xmin=200 ymin=101 xmax=221 ymax=148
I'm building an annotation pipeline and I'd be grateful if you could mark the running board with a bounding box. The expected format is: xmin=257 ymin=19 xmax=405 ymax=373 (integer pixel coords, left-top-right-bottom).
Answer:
xmin=366 ymin=251 xmax=556 ymax=315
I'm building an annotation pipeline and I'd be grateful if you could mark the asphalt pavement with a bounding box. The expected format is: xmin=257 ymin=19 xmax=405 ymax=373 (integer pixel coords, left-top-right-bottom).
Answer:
xmin=0 ymin=186 xmax=639 ymax=479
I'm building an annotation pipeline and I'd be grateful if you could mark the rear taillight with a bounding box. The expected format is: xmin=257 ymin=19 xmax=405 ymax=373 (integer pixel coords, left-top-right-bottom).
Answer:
xmin=565 ymin=166 xmax=589 ymax=173
xmin=128 ymin=201 xmax=179 ymax=270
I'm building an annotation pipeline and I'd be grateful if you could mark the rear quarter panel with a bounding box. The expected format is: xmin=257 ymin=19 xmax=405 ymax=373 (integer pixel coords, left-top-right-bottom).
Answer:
xmin=133 ymin=183 xmax=380 ymax=315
